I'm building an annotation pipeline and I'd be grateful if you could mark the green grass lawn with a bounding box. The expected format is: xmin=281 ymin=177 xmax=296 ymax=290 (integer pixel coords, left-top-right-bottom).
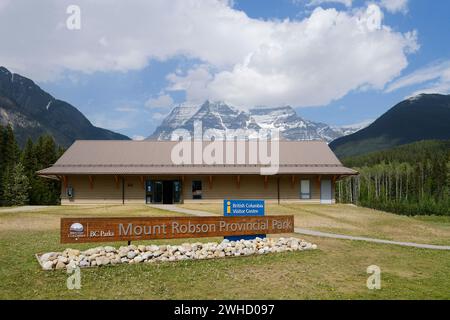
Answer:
xmin=181 ymin=203 xmax=450 ymax=245
xmin=0 ymin=204 xmax=450 ymax=299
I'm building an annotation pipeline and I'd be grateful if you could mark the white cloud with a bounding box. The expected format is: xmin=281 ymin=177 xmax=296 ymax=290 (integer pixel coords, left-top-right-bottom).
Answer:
xmin=132 ymin=135 xmax=146 ymax=141
xmin=0 ymin=1 xmax=417 ymax=108
xmin=385 ymin=60 xmax=450 ymax=96
xmin=145 ymin=94 xmax=174 ymax=109
xmin=380 ymin=0 xmax=408 ymax=14
xmin=296 ymin=0 xmax=408 ymax=15
xmin=0 ymin=0 xmax=271 ymax=81
xmin=152 ymin=112 xmax=170 ymax=121
xmin=115 ymin=106 xmax=138 ymax=112
xmin=303 ymin=0 xmax=353 ymax=8
xmin=168 ymin=5 xmax=418 ymax=108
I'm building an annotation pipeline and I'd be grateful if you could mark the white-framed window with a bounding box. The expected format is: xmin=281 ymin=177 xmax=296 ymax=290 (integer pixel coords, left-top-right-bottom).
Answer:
xmin=300 ymin=179 xmax=311 ymax=199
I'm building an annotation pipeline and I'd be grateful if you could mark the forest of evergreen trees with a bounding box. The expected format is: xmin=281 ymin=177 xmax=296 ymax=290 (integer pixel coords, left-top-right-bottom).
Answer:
xmin=1 ymin=123 xmax=449 ymax=217
xmin=336 ymin=140 xmax=450 ymax=216
xmin=0 ymin=125 xmax=63 ymax=206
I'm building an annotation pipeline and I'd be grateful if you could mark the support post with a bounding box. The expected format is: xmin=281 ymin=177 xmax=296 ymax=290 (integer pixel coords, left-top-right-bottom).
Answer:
xmin=88 ymin=175 xmax=94 ymax=189
xmin=277 ymin=176 xmax=280 ymax=205
xmin=122 ymin=177 xmax=125 ymax=205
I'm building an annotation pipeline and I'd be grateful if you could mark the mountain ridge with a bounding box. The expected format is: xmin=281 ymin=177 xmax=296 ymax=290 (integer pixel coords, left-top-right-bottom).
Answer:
xmin=0 ymin=66 xmax=130 ymax=147
xmin=330 ymin=93 xmax=450 ymax=158
xmin=148 ymin=100 xmax=366 ymax=142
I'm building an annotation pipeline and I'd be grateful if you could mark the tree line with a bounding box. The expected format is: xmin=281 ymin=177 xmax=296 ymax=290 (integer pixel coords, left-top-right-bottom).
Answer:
xmin=0 ymin=125 xmax=63 ymax=206
xmin=336 ymin=140 xmax=450 ymax=216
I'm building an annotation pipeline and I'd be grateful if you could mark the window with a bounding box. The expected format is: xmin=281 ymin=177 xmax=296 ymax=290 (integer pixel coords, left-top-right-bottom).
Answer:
xmin=300 ymin=179 xmax=311 ymax=199
xmin=192 ymin=180 xmax=202 ymax=199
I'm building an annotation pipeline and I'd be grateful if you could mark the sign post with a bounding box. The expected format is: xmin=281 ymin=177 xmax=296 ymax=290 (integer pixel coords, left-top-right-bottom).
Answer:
xmin=224 ymin=199 xmax=266 ymax=241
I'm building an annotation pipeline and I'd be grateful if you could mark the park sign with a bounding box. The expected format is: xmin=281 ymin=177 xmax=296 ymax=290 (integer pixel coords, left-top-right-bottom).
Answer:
xmin=60 ymin=216 xmax=294 ymax=244
xmin=224 ymin=199 xmax=265 ymax=241
xmin=224 ymin=199 xmax=265 ymax=216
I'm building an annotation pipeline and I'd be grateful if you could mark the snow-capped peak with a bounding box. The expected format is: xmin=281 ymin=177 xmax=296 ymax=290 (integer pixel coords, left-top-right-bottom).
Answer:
xmin=148 ymin=101 xmax=364 ymax=142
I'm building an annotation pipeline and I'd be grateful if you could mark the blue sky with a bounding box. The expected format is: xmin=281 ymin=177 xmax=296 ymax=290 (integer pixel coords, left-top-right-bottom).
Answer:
xmin=1 ymin=0 xmax=449 ymax=139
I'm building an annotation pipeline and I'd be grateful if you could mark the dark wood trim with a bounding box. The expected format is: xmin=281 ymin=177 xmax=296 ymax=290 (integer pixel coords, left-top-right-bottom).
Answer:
xmin=62 ymin=175 xmax=68 ymax=189
xmin=122 ymin=177 xmax=125 ymax=205
xmin=277 ymin=176 xmax=280 ymax=205
xmin=208 ymin=175 xmax=213 ymax=189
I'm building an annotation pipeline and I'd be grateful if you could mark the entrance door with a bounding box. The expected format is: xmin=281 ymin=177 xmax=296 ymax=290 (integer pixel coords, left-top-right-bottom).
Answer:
xmin=145 ymin=180 xmax=181 ymax=204
xmin=145 ymin=180 xmax=153 ymax=204
xmin=163 ymin=181 xmax=174 ymax=204
xmin=154 ymin=181 xmax=163 ymax=203
xmin=320 ymin=179 xmax=332 ymax=204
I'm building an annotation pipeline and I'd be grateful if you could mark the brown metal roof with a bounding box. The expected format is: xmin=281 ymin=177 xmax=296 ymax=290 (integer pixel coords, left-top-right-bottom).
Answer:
xmin=37 ymin=140 xmax=357 ymax=176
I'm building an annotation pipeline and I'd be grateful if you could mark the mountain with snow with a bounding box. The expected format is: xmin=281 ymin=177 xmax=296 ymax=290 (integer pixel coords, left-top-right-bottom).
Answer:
xmin=148 ymin=100 xmax=369 ymax=142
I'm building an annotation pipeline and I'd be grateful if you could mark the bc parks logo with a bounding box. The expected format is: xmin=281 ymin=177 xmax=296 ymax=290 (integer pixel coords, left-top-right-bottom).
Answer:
xmin=68 ymin=222 xmax=114 ymax=238
xmin=68 ymin=222 xmax=86 ymax=239
xmin=69 ymin=222 xmax=84 ymax=233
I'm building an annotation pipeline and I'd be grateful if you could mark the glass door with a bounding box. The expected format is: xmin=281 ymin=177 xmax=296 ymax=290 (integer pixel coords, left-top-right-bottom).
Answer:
xmin=145 ymin=180 xmax=153 ymax=204
xmin=154 ymin=181 xmax=163 ymax=203
xmin=173 ymin=180 xmax=181 ymax=203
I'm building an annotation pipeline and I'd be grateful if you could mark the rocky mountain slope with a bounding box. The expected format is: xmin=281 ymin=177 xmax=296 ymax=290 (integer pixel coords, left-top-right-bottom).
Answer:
xmin=0 ymin=66 xmax=129 ymax=147
xmin=330 ymin=94 xmax=450 ymax=158
xmin=149 ymin=100 xmax=365 ymax=142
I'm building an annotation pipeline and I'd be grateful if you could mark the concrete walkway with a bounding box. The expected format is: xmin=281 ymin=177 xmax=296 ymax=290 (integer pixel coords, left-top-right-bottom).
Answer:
xmin=149 ymin=204 xmax=450 ymax=251
xmin=0 ymin=205 xmax=50 ymax=213
xmin=294 ymin=228 xmax=450 ymax=251
xmin=148 ymin=204 xmax=213 ymax=217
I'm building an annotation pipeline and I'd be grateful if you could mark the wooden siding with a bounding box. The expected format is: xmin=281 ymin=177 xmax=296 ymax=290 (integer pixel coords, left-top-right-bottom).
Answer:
xmin=61 ymin=174 xmax=335 ymax=204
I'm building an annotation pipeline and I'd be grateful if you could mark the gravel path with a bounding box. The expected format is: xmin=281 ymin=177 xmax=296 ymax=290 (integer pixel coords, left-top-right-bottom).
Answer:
xmin=151 ymin=204 xmax=450 ymax=251
xmin=0 ymin=206 xmax=50 ymax=213
xmin=294 ymin=228 xmax=450 ymax=251
xmin=148 ymin=204 xmax=213 ymax=216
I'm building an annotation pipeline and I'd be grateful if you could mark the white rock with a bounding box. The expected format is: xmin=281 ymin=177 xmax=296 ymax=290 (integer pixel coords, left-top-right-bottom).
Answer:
xmin=79 ymin=260 xmax=90 ymax=268
xmin=42 ymin=260 xmax=53 ymax=270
